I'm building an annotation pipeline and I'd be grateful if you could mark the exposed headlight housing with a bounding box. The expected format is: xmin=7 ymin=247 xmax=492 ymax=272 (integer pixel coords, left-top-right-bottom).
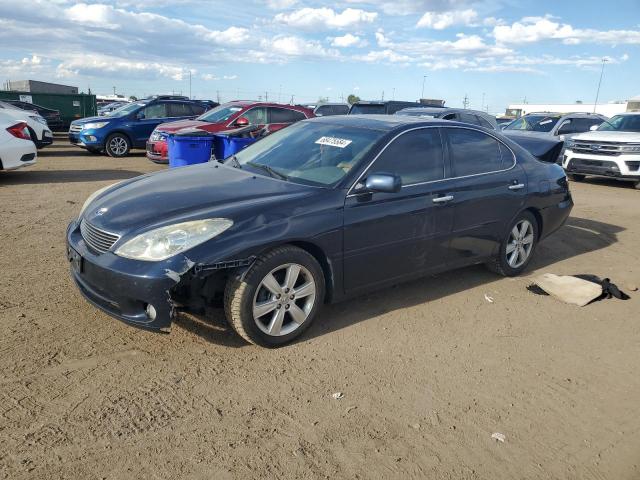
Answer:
xmin=83 ymin=122 xmax=109 ymax=130
xmin=114 ymin=219 xmax=233 ymax=261
xmin=79 ymin=182 xmax=121 ymax=218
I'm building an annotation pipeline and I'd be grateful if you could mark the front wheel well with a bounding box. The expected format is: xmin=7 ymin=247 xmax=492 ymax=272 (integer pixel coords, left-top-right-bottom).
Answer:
xmin=287 ymin=241 xmax=334 ymax=303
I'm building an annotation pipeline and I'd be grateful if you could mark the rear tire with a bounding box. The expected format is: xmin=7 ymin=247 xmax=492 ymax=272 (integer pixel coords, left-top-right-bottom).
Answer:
xmin=224 ymin=245 xmax=325 ymax=347
xmin=105 ymin=133 xmax=131 ymax=158
xmin=568 ymin=173 xmax=585 ymax=182
xmin=486 ymin=211 xmax=538 ymax=277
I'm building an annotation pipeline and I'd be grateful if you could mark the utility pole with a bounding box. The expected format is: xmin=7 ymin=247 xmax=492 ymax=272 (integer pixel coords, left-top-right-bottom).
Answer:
xmin=112 ymin=86 xmax=116 ymax=96
xmin=265 ymin=91 xmax=268 ymax=102
xmin=421 ymin=75 xmax=427 ymax=100
xmin=381 ymin=90 xmax=384 ymax=101
xmin=188 ymin=70 xmax=192 ymax=99
xmin=216 ymin=90 xmax=220 ymax=103
xmin=593 ymin=57 xmax=608 ymax=113
xmin=462 ymin=94 xmax=469 ymax=109
xmin=481 ymin=92 xmax=485 ymax=110
xmin=392 ymin=88 xmax=395 ymax=100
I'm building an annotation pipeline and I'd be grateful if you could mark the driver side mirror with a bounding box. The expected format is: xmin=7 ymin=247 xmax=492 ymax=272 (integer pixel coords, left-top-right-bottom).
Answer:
xmin=234 ymin=116 xmax=250 ymax=127
xmin=364 ymin=173 xmax=402 ymax=193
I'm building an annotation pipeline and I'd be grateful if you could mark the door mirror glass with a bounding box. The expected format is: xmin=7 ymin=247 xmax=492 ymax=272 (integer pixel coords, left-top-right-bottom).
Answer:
xmin=235 ymin=116 xmax=250 ymax=127
xmin=365 ymin=173 xmax=401 ymax=193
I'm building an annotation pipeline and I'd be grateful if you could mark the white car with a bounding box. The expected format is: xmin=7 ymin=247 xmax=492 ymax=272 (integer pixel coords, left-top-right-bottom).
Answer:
xmin=0 ymin=118 xmax=37 ymax=170
xmin=562 ymin=112 xmax=640 ymax=189
xmin=0 ymin=101 xmax=53 ymax=149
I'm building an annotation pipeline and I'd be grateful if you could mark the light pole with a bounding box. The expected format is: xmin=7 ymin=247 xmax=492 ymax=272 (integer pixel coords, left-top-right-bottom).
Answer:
xmin=420 ymin=75 xmax=427 ymax=100
xmin=593 ymin=58 xmax=608 ymax=113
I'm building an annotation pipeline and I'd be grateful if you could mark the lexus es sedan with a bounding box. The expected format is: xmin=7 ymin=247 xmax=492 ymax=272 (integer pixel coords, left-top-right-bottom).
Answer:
xmin=66 ymin=115 xmax=573 ymax=347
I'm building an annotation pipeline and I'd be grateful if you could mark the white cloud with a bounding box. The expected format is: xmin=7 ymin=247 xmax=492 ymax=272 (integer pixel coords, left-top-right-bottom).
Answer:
xmin=266 ymin=0 xmax=298 ymax=9
xmin=357 ymin=49 xmax=411 ymax=63
xmin=494 ymin=15 xmax=640 ymax=45
xmin=416 ymin=9 xmax=477 ymax=29
xmin=275 ymin=7 xmax=377 ymax=30
xmin=260 ymin=35 xmax=340 ymax=59
xmin=330 ymin=33 xmax=367 ymax=47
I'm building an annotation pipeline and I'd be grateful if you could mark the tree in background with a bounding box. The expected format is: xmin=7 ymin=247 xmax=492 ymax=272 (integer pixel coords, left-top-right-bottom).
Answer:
xmin=347 ymin=94 xmax=360 ymax=105
xmin=129 ymin=95 xmax=138 ymax=101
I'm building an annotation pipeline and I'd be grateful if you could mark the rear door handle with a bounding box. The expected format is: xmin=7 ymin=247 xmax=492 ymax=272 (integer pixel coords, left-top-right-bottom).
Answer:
xmin=432 ymin=195 xmax=454 ymax=204
xmin=508 ymin=183 xmax=525 ymax=191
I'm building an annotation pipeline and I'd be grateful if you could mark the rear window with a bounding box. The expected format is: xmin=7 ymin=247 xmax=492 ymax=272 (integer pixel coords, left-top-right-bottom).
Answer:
xmin=350 ymin=104 xmax=386 ymax=115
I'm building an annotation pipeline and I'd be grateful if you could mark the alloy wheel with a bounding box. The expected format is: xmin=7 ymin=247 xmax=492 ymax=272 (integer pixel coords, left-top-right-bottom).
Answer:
xmin=252 ymin=263 xmax=316 ymax=336
xmin=506 ymin=219 xmax=534 ymax=268
xmin=109 ymin=136 xmax=128 ymax=156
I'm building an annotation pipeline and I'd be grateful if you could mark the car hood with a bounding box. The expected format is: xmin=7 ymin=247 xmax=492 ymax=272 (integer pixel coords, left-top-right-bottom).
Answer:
xmin=84 ymin=163 xmax=319 ymax=234
xmin=570 ymin=130 xmax=640 ymax=142
xmin=155 ymin=119 xmax=231 ymax=134
xmin=72 ymin=116 xmax=115 ymax=125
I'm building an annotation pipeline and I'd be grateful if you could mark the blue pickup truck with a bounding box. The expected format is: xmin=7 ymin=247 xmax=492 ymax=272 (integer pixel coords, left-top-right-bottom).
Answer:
xmin=68 ymin=96 xmax=215 ymax=157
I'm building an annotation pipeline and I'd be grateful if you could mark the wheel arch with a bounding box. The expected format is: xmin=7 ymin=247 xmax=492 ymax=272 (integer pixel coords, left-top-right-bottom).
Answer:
xmin=106 ymin=130 xmax=133 ymax=146
xmin=524 ymin=207 xmax=543 ymax=239
xmin=285 ymin=240 xmax=335 ymax=303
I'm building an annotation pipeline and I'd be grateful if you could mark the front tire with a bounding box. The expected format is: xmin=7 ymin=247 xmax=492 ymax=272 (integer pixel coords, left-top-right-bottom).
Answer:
xmin=105 ymin=133 xmax=131 ymax=158
xmin=568 ymin=173 xmax=585 ymax=182
xmin=486 ymin=211 xmax=538 ymax=277
xmin=224 ymin=246 xmax=325 ymax=347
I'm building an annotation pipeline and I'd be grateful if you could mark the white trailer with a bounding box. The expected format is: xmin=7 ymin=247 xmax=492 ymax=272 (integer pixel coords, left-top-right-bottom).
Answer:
xmin=505 ymin=102 xmax=630 ymax=119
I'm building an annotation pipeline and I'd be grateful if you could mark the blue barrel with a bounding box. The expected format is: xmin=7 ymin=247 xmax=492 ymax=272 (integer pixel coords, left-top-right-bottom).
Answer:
xmin=212 ymin=135 xmax=257 ymax=160
xmin=168 ymin=135 xmax=213 ymax=168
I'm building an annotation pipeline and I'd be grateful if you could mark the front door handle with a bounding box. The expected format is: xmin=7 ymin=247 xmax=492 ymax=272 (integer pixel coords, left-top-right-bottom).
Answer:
xmin=432 ymin=195 xmax=454 ymax=204
xmin=508 ymin=183 xmax=525 ymax=191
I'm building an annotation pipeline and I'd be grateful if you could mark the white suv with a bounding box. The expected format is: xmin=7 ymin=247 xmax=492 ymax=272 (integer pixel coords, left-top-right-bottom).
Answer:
xmin=562 ymin=113 xmax=640 ymax=189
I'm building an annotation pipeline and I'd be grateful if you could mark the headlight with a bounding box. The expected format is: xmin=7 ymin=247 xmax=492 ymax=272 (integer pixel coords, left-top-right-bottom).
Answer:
xmin=79 ymin=182 xmax=120 ymax=218
xmin=29 ymin=115 xmax=48 ymax=126
xmin=83 ymin=122 xmax=109 ymax=130
xmin=114 ymin=219 xmax=233 ymax=261
xmin=620 ymin=145 xmax=640 ymax=153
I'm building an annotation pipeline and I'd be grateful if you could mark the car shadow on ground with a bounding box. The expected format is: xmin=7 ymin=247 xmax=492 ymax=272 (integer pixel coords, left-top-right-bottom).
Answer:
xmin=0 ymin=169 xmax=145 ymax=184
xmin=176 ymin=216 xmax=624 ymax=347
xmin=38 ymin=149 xmax=148 ymax=158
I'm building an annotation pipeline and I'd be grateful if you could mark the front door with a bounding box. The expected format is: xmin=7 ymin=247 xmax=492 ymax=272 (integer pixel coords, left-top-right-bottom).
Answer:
xmin=441 ymin=126 xmax=528 ymax=266
xmin=342 ymin=127 xmax=455 ymax=293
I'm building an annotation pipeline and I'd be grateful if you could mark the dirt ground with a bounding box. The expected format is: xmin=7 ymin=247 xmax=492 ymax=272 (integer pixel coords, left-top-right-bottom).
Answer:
xmin=1 ymin=135 xmax=639 ymax=480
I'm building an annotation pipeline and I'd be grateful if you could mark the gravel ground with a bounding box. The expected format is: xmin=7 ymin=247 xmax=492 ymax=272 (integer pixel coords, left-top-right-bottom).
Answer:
xmin=1 ymin=136 xmax=639 ymax=479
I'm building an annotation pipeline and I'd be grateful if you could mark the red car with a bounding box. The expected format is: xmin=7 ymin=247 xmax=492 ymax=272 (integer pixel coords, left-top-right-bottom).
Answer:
xmin=146 ymin=101 xmax=315 ymax=163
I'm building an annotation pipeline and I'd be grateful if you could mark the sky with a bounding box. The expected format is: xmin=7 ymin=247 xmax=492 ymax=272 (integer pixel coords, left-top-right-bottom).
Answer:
xmin=0 ymin=0 xmax=639 ymax=113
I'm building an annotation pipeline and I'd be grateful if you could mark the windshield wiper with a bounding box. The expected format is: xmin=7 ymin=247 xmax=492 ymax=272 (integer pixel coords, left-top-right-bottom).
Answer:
xmin=247 ymin=162 xmax=288 ymax=181
xmin=225 ymin=155 xmax=242 ymax=169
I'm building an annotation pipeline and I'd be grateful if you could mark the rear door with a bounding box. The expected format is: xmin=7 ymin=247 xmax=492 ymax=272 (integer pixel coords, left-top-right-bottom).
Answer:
xmin=267 ymin=107 xmax=307 ymax=132
xmin=343 ymin=127 xmax=456 ymax=293
xmin=442 ymin=126 xmax=527 ymax=266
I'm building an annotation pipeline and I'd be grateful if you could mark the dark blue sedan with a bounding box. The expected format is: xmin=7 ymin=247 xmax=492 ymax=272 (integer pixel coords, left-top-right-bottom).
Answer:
xmin=66 ymin=115 xmax=573 ymax=347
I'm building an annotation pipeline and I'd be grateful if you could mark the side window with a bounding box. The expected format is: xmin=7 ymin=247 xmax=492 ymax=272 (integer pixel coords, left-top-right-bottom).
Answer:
xmin=190 ymin=104 xmax=206 ymax=116
xmin=476 ymin=115 xmax=495 ymax=129
xmin=442 ymin=113 xmax=457 ymax=121
xmin=142 ymin=103 xmax=168 ymax=119
xmin=269 ymin=107 xmax=306 ymax=123
xmin=447 ymin=128 xmax=505 ymax=177
xmin=370 ymin=129 xmax=444 ymax=185
xmin=459 ymin=112 xmax=482 ymax=126
xmin=569 ymin=118 xmax=603 ymax=133
xmin=243 ymin=107 xmax=268 ymax=124
xmin=167 ymin=103 xmax=194 ymax=117
xmin=332 ymin=105 xmax=349 ymax=115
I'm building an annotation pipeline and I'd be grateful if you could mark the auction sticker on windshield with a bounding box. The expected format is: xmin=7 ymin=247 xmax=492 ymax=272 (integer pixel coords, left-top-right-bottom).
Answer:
xmin=315 ymin=136 xmax=353 ymax=148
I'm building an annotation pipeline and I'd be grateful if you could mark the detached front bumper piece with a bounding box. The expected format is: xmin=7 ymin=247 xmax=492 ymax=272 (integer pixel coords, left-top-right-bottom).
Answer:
xmin=66 ymin=220 xmax=189 ymax=332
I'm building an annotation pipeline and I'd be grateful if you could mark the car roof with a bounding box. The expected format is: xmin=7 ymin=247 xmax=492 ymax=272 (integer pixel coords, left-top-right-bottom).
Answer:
xmin=308 ymin=114 xmax=456 ymax=131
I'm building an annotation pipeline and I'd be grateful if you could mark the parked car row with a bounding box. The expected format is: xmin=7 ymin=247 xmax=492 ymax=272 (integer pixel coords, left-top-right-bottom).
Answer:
xmin=4 ymin=99 xmax=64 ymax=131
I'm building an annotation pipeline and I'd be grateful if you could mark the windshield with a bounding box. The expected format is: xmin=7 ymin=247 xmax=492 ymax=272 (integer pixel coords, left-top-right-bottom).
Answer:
xmin=198 ymin=104 xmax=244 ymax=123
xmin=597 ymin=115 xmax=640 ymax=132
xmin=232 ymin=121 xmax=384 ymax=187
xmin=350 ymin=104 xmax=386 ymax=115
xmin=108 ymin=102 xmax=146 ymax=117
xmin=505 ymin=114 xmax=560 ymax=132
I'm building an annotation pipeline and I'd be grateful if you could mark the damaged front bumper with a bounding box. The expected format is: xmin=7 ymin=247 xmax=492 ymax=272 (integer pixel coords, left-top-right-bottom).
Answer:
xmin=66 ymin=220 xmax=193 ymax=332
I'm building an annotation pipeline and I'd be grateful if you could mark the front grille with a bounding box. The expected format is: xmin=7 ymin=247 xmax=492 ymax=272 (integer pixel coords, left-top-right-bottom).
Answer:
xmin=569 ymin=159 xmax=618 ymax=168
xmin=570 ymin=140 xmax=623 ymax=156
xmin=69 ymin=124 xmax=83 ymax=133
xmin=80 ymin=219 xmax=120 ymax=254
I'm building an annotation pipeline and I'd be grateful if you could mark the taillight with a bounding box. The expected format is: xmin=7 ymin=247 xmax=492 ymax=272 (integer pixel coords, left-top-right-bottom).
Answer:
xmin=6 ymin=122 xmax=31 ymax=140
